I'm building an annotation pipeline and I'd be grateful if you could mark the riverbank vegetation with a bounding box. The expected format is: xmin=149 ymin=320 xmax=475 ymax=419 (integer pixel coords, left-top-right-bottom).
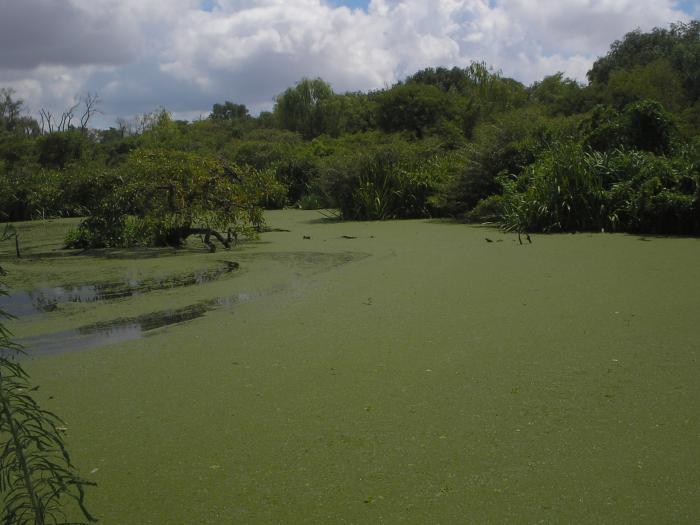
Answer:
xmin=0 ymin=273 xmax=96 ymax=523
xmin=1 ymin=21 xmax=699 ymax=241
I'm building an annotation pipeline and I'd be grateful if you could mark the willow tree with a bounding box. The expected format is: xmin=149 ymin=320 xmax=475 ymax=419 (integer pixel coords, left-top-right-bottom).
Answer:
xmin=273 ymin=78 xmax=335 ymax=139
xmin=67 ymin=150 xmax=279 ymax=251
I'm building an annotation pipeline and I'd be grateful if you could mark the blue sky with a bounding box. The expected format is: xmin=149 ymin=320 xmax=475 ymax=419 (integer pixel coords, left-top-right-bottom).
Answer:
xmin=1 ymin=0 xmax=696 ymax=127
xmin=329 ymin=0 xmax=370 ymax=9
xmin=676 ymin=0 xmax=699 ymax=16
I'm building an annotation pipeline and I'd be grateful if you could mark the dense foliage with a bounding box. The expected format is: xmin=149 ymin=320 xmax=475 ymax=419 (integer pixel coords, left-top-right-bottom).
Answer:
xmin=1 ymin=21 xmax=699 ymax=238
xmin=64 ymin=150 xmax=276 ymax=250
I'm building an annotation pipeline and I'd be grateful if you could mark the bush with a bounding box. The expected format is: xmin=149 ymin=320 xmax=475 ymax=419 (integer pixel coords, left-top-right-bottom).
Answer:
xmin=498 ymin=143 xmax=700 ymax=234
xmin=499 ymin=141 xmax=607 ymax=233
xmin=604 ymin=150 xmax=699 ymax=233
xmin=239 ymin=167 xmax=288 ymax=210
xmin=319 ymin=136 xmax=453 ymax=220
xmin=467 ymin=194 xmax=504 ymax=222
xmin=299 ymin=194 xmax=325 ymax=210
xmin=330 ymin=152 xmax=434 ymax=220
xmin=65 ymin=151 xmax=273 ymax=250
xmin=582 ymin=100 xmax=675 ymax=155
xmin=447 ymin=107 xmax=578 ymax=216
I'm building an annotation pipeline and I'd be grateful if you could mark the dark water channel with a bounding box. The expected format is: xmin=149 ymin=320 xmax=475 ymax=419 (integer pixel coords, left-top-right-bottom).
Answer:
xmin=16 ymin=292 xmax=254 ymax=356
xmin=0 ymin=261 xmax=239 ymax=318
xmin=6 ymin=251 xmax=363 ymax=356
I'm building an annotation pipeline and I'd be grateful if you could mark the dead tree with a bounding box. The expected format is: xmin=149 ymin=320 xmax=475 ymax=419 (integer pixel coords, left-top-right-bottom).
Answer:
xmin=39 ymin=93 xmax=99 ymax=134
xmin=39 ymin=102 xmax=78 ymax=133
xmin=79 ymin=93 xmax=101 ymax=131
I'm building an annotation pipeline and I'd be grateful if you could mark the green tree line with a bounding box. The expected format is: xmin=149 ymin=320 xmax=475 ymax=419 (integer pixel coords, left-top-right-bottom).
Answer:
xmin=1 ymin=21 xmax=699 ymax=240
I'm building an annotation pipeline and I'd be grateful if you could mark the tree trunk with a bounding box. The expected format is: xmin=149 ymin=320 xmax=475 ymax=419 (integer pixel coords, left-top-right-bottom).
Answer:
xmin=186 ymin=227 xmax=231 ymax=252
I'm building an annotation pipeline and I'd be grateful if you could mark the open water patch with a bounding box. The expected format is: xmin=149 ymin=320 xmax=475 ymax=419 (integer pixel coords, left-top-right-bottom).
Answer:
xmin=17 ymin=292 xmax=254 ymax=356
xmin=11 ymin=250 xmax=367 ymax=355
xmin=0 ymin=261 xmax=240 ymax=317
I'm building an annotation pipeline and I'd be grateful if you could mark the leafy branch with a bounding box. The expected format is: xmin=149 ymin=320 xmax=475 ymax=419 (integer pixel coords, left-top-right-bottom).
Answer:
xmin=0 ymin=273 xmax=96 ymax=524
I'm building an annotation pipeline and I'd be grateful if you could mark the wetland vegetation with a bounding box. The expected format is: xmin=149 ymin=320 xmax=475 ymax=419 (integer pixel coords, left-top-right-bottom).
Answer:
xmin=1 ymin=21 xmax=700 ymax=523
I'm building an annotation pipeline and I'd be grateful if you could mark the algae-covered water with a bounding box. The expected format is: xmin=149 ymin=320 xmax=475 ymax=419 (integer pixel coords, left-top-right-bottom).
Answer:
xmin=1 ymin=211 xmax=699 ymax=523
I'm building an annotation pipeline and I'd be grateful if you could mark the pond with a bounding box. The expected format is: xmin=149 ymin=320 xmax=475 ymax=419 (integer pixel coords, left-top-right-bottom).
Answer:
xmin=1 ymin=210 xmax=699 ymax=523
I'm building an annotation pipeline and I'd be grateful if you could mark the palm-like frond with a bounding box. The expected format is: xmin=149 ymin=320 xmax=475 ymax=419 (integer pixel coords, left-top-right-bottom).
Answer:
xmin=0 ymin=281 xmax=96 ymax=525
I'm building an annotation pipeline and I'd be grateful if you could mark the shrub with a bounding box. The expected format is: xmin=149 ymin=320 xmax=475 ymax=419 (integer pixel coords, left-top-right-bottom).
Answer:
xmin=447 ymin=107 xmax=578 ymax=216
xmin=499 ymin=144 xmax=700 ymax=234
xmin=582 ymin=100 xmax=675 ymax=155
xmin=320 ymin=138 xmax=452 ymax=220
xmin=467 ymin=194 xmax=504 ymax=222
xmin=499 ymin=141 xmax=607 ymax=232
xmin=65 ymin=151 xmax=273 ymax=250
xmin=299 ymin=194 xmax=325 ymax=210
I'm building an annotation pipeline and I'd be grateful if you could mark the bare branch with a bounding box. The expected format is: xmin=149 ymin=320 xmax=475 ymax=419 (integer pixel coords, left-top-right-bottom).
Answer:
xmin=39 ymin=108 xmax=54 ymax=133
xmin=56 ymin=101 xmax=79 ymax=132
xmin=80 ymin=92 xmax=101 ymax=131
xmin=115 ymin=117 xmax=132 ymax=137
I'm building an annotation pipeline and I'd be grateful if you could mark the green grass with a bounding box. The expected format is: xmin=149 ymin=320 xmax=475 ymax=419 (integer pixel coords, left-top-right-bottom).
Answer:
xmin=2 ymin=211 xmax=700 ymax=523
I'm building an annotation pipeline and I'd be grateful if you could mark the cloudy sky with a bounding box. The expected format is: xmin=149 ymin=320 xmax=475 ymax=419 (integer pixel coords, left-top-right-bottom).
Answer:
xmin=1 ymin=0 xmax=697 ymax=127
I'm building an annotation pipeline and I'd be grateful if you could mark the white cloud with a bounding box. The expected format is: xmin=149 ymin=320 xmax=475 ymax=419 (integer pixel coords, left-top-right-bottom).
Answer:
xmin=0 ymin=0 xmax=691 ymax=126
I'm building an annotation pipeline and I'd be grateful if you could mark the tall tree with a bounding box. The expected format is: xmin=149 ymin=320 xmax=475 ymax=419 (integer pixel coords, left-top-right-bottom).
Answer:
xmin=274 ymin=78 xmax=335 ymax=139
xmin=375 ymin=83 xmax=456 ymax=138
xmin=209 ymin=101 xmax=250 ymax=121
xmin=588 ymin=21 xmax=700 ymax=103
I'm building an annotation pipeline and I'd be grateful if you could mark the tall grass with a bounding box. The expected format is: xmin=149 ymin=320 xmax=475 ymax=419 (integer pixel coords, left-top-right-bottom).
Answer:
xmin=498 ymin=142 xmax=700 ymax=234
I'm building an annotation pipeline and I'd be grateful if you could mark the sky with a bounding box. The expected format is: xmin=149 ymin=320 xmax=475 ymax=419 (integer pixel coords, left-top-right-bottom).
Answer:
xmin=0 ymin=0 xmax=696 ymax=128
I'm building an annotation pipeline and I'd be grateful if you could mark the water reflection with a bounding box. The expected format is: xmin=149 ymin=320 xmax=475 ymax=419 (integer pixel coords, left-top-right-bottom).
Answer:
xmin=9 ymin=251 xmax=363 ymax=355
xmin=18 ymin=292 xmax=254 ymax=356
xmin=0 ymin=261 xmax=240 ymax=317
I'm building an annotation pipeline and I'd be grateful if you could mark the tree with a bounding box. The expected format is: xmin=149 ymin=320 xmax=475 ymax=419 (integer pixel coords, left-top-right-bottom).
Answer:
xmin=256 ymin=111 xmax=275 ymax=128
xmin=136 ymin=108 xmax=184 ymax=150
xmin=407 ymin=66 xmax=473 ymax=93
xmin=375 ymin=83 xmax=456 ymax=138
xmin=447 ymin=106 xmax=559 ymax=214
xmin=273 ymin=78 xmax=335 ymax=139
xmin=37 ymin=130 xmax=88 ymax=169
xmin=209 ymin=101 xmax=249 ymax=121
xmin=406 ymin=62 xmax=528 ymax=136
xmin=588 ymin=21 xmax=700 ymax=103
xmin=0 ymin=89 xmax=23 ymax=133
xmin=623 ymin=100 xmax=675 ymax=155
xmin=529 ymin=73 xmax=590 ymax=116
xmin=582 ymin=100 xmax=674 ymax=155
xmin=605 ymin=59 xmax=687 ymax=112
xmin=67 ymin=150 xmax=271 ymax=251
xmin=0 ymin=89 xmax=39 ymax=136
xmin=78 ymin=93 xmax=101 ymax=132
